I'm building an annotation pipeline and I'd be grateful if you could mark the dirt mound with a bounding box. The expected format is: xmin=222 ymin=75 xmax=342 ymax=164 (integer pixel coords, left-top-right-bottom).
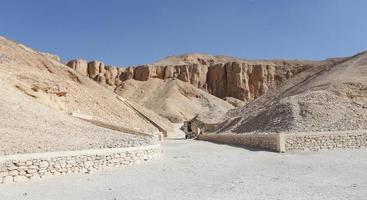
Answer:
xmin=215 ymin=52 xmax=367 ymax=134
xmin=115 ymin=78 xmax=234 ymax=123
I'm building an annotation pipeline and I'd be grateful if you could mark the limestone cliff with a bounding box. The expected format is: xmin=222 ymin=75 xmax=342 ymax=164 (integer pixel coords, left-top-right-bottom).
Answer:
xmin=66 ymin=55 xmax=327 ymax=101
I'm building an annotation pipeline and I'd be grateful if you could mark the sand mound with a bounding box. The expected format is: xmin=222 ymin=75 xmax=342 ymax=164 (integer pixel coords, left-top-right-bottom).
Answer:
xmin=215 ymin=52 xmax=367 ymax=134
xmin=115 ymin=78 xmax=234 ymax=123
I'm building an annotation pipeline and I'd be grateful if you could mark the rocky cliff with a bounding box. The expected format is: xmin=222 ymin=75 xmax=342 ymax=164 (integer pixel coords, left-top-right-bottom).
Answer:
xmin=66 ymin=55 xmax=327 ymax=101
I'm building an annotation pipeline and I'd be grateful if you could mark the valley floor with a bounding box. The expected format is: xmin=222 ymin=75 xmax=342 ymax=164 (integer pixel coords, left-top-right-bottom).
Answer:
xmin=0 ymin=139 xmax=366 ymax=200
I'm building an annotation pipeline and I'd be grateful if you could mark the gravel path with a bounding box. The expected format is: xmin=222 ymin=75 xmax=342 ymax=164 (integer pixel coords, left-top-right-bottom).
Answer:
xmin=0 ymin=140 xmax=366 ymax=200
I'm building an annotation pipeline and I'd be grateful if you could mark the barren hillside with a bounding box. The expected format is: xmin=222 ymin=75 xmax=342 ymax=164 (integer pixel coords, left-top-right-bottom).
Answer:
xmin=214 ymin=52 xmax=367 ymax=134
xmin=0 ymin=36 xmax=171 ymax=154
xmin=0 ymin=78 xmax=155 ymax=155
xmin=115 ymin=78 xmax=234 ymax=123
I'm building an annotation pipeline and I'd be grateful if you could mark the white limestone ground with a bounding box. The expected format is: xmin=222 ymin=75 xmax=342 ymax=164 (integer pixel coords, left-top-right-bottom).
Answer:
xmin=0 ymin=139 xmax=366 ymax=200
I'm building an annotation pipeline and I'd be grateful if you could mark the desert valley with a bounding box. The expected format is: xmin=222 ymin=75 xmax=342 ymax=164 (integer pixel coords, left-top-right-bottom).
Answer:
xmin=0 ymin=25 xmax=367 ymax=199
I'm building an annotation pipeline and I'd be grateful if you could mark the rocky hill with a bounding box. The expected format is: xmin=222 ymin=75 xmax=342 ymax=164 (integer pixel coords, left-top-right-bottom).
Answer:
xmin=213 ymin=51 xmax=367 ymax=134
xmin=115 ymin=78 xmax=234 ymax=123
xmin=66 ymin=54 xmax=330 ymax=103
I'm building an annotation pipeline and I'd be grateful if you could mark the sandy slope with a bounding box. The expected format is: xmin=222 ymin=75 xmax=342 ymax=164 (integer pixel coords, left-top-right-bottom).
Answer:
xmin=116 ymin=78 xmax=234 ymax=123
xmin=215 ymin=52 xmax=367 ymax=134
xmin=0 ymin=79 xmax=156 ymax=155
xmin=0 ymin=36 xmax=162 ymax=155
xmin=0 ymin=36 xmax=171 ymax=133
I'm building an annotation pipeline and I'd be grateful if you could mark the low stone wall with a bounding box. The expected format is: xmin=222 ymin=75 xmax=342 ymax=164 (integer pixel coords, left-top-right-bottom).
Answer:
xmin=0 ymin=144 xmax=161 ymax=184
xmin=283 ymin=131 xmax=367 ymax=152
xmin=198 ymin=134 xmax=281 ymax=152
xmin=198 ymin=131 xmax=367 ymax=153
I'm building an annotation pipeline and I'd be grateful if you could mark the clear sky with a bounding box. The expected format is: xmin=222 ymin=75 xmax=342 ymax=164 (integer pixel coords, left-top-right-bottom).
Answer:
xmin=1 ymin=0 xmax=366 ymax=66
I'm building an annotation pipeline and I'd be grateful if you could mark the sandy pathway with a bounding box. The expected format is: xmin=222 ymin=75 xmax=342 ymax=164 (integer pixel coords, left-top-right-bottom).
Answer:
xmin=0 ymin=139 xmax=366 ymax=200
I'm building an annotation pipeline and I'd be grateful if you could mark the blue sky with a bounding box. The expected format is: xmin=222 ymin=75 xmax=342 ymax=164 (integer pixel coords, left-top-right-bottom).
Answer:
xmin=1 ymin=0 xmax=366 ymax=66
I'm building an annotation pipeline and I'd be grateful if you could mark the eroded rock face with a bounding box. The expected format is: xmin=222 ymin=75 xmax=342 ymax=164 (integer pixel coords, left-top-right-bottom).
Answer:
xmin=104 ymin=66 xmax=118 ymax=86
xmin=127 ymin=62 xmax=294 ymax=101
xmin=66 ymin=59 xmax=88 ymax=76
xmin=208 ymin=62 xmax=291 ymax=101
xmin=132 ymin=64 xmax=208 ymax=89
xmin=87 ymin=61 xmax=104 ymax=79
xmin=65 ymin=58 xmax=312 ymax=101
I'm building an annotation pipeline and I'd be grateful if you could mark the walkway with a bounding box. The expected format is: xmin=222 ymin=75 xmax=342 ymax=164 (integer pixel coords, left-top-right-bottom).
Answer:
xmin=1 ymin=139 xmax=366 ymax=200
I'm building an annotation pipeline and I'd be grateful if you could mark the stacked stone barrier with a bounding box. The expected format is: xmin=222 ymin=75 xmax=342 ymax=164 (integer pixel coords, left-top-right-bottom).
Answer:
xmin=197 ymin=134 xmax=281 ymax=152
xmin=198 ymin=131 xmax=367 ymax=153
xmin=0 ymin=144 xmax=161 ymax=184
xmin=283 ymin=131 xmax=367 ymax=152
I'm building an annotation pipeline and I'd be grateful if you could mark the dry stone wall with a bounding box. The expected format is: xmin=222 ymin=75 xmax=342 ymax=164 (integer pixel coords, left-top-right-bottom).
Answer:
xmin=284 ymin=131 xmax=367 ymax=152
xmin=198 ymin=131 xmax=367 ymax=153
xmin=198 ymin=134 xmax=280 ymax=152
xmin=0 ymin=145 xmax=161 ymax=184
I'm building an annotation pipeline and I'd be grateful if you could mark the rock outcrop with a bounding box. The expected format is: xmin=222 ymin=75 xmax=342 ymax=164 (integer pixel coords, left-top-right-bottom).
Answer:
xmin=207 ymin=62 xmax=276 ymax=101
xmin=66 ymin=59 xmax=88 ymax=76
xmin=66 ymin=55 xmax=325 ymax=101
xmin=133 ymin=64 xmax=208 ymax=88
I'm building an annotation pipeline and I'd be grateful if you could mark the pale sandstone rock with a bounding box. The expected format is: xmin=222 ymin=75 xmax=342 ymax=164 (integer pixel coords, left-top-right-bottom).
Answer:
xmin=39 ymin=161 xmax=49 ymax=169
xmin=66 ymin=59 xmax=88 ymax=76
xmin=96 ymin=73 xmax=106 ymax=84
xmin=133 ymin=65 xmax=151 ymax=81
xmin=14 ymin=175 xmax=29 ymax=183
xmin=65 ymin=56 xmax=320 ymax=102
xmin=119 ymin=66 xmax=134 ymax=81
xmin=207 ymin=62 xmax=280 ymax=101
xmin=104 ymin=66 xmax=118 ymax=86
xmin=30 ymin=174 xmax=41 ymax=180
xmin=8 ymin=170 xmax=18 ymax=176
xmin=2 ymin=176 xmax=13 ymax=184
xmin=0 ymin=172 xmax=7 ymax=177
xmin=25 ymin=160 xmax=33 ymax=166
xmin=88 ymin=61 xmax=105 ymax=79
